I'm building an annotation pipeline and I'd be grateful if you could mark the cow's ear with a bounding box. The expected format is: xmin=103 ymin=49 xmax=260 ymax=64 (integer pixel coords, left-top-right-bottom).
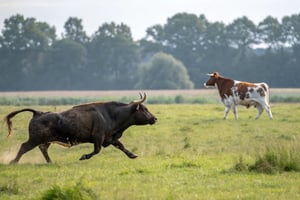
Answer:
xmin=214 ymin=72 xmax=220 ymax=78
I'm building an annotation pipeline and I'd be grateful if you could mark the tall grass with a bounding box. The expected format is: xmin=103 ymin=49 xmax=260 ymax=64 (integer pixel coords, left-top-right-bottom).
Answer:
xmin=233 ymin=142 xmax=300 ymax=174
xmin=41 ymin=179 xmax=97 ymax=200
xmin=249 ymin=142 xmax=300 ymax=174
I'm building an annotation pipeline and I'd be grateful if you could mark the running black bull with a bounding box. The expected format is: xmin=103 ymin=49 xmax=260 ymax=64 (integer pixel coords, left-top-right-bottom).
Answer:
xmin=4 ymin=93 xmax=157 ymax=163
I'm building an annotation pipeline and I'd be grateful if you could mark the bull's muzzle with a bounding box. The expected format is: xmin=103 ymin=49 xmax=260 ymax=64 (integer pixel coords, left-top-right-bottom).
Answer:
xmin=150 ymin=116 xmax=157 ymax=125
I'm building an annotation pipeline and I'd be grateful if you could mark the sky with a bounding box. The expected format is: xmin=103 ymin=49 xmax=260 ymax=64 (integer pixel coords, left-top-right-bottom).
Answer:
xmin=0 ymin=0 xmax=300 ymax=40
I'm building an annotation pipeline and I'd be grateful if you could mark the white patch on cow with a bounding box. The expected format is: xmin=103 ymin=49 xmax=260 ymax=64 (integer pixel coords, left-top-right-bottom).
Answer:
xmin=234 ymin=80 xmax=241 ymax=85
xmin=203 ymin=83 xmax=216 ymax=89
xmin=222 ymin=94 xmax=234 ymax=107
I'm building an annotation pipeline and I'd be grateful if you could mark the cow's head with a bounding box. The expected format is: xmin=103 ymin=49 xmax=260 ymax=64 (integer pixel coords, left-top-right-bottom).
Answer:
xmin=204 ymin=72 xmax=220 ymax=88
xmin=131 ymin=93 xmax=157 ymax=125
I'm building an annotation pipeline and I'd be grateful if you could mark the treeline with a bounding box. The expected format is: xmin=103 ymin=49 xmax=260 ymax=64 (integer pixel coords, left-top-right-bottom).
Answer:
xmin=1 ymin=13 xmax=300 ymax=91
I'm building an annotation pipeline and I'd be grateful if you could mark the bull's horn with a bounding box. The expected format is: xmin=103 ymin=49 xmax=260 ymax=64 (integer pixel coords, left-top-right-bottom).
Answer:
xmin=133 ymin=92 xmax=146 ymax=104
xmin=206 ymin=73 xmax=214 ymax=76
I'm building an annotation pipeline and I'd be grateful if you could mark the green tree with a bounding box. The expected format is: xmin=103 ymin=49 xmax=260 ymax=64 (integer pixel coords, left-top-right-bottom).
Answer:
xmin=41 ymin=39 xmax=87 ymax=89
xmin=257 ymin=16 xmax=283 ymax=48
xmin=88 ymin=22 xmax=139 ymax=89
xmin=0 ymin=14 xmax=56 ymax=90
xmin=226 ymin=16 xmax=258 ymax=61
xmin=139 ymin=24 xmax=165 ymax=60
xmin=140 ymin=13 xmax=208 ymax=88
xmin=135 ymin=52 xmax=194 ymax=89
xmin=1 ymin=14 xmax=55 ymax=50
xmin=281 ymin=14 xmax=300 ymax=46
xmin=64 ymin=17 xmax=89 ymax=44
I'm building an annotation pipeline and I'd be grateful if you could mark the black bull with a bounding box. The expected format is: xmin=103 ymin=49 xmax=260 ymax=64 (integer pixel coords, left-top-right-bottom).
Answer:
xmin=4 ymin=93 xmax=157 ymax=163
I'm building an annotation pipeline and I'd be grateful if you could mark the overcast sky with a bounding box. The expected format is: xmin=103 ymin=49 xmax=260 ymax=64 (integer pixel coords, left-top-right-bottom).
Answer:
xmin=0 ymin=0 xmax=300 ymax=40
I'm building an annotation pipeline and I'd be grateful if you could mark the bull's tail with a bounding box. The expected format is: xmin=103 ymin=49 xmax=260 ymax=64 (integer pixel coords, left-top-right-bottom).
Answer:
xmin=4 ymin=108 xmax=41 ymax=137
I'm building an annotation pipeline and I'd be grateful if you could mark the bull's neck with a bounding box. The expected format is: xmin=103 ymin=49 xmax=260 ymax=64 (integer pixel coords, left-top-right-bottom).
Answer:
xmin=111 ymin=105 xmax=135 ymax=131
xmin=216 ymin=77 xmax=234 ymax=98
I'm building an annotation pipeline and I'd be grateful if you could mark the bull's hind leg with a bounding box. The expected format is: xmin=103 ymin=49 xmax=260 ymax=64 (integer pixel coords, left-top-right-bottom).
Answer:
xmin=10 ymin=140 xmax=39 ymax=164
xmin=113 ymin=140 xmax=137 ymax=159
xmin=39 ymin=143 xmax=52 ymax=163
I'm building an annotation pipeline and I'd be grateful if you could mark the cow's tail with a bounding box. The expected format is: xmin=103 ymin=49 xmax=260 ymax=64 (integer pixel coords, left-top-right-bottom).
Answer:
xmin=4 ymin=108 xmax=41 ymax=137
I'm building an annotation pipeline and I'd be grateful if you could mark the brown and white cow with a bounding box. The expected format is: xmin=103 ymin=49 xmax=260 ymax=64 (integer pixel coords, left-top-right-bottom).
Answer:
xmin=204 ymin=72 xmax=273 ymax=120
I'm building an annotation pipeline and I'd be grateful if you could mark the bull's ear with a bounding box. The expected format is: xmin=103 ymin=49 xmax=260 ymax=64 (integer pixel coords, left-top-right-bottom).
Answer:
xmin=136 ymin=104 xmax=140 ymax=111
xmin=131 ymin=103 xmax=140 ymax=112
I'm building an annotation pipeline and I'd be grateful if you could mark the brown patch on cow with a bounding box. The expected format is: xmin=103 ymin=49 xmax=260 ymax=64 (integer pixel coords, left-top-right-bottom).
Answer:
xmin=236 ymin=82 xmax=255 ymax=100
xmin=260 ymin=84 xmax=267 ymax=91
xmin=217 ymin=78 xmax=235 ymax=99
xmin=257 ymin=88 xmax=265 ymax=97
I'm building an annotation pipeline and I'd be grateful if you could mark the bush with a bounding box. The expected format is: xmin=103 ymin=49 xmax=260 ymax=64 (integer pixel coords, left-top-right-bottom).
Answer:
xmin=233 ymin=156 xmax=249 ymax=172
xmin=231 ymin=142 xmax=300 ymax=174
xmin=0 ymin=180 xmax=19 ymax=195
xmin=41 ymin=180 xmax=97 ymax=200
xmin=250 ymin=142 xmax=300 ymax=174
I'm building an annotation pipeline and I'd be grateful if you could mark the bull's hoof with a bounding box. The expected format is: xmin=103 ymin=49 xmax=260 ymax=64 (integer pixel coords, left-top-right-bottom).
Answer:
xmin=9 ymin=160 xmax=17 ymax=164
xmin=128 ymin=154 xmax=138 ymax=159
xmin=79 ymin=155 xmax=88 ymax=160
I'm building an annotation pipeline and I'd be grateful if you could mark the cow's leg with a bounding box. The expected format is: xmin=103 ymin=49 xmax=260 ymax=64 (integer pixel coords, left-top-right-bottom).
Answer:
xmin=113 ymin=140 xmax=137 ymax=159
xmin=223 ymin=106 xmax=231 ymax=120
xmin=10 ymin=140 xmax=39 ymax=164
xmin=232 ymin=105 xmax=238 ymax=119
xmin=255 ymin=104 xmax=264 ymax=120
xmin=80 ymin=135 xmax=104 ymax=160
xmin=39 ymin=143 xmax=52 ymax=163
xmin=262 ymin=103 xmax=273 ymax=119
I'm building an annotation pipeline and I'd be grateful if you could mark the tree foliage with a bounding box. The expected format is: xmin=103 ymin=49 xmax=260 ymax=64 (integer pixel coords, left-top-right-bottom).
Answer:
xmin=1 ymin=13 xmax=300 ymax=90
xmin=135 ymin=52 xmax=194 ymax=89
xmin=64 ymin=17 xmax=88 ymax=44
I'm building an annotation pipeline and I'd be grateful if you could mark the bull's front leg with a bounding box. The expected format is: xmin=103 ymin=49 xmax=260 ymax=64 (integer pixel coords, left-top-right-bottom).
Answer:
xmin=113 ymin=140 xmax=137 ymax=159
xmin=80 ymin=135 xmax=104 ymax=160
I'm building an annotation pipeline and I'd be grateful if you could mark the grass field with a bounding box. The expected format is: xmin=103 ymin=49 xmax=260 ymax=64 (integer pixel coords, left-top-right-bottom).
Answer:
xmin=0 ymin=102 xmax=300 ymax=199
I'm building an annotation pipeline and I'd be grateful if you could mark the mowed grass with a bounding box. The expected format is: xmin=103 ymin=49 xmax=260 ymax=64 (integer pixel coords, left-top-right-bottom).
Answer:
xmin=0 ymin=103 xmax=300 ymax=199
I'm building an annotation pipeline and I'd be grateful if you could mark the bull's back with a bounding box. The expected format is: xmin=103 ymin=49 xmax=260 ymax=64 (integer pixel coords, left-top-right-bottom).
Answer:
xmin=61 ymin=106 xmax=108 ymax=132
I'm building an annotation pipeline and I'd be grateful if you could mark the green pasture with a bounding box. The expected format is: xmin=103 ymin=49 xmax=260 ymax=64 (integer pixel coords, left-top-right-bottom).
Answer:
xmin=0 ymin=104 xmax=300 ymax=199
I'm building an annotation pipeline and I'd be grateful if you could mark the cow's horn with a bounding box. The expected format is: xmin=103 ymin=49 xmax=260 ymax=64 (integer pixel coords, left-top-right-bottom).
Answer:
xmin=133 ymin=92 xmax=146 ymax=104
xmin=206 ymin=73 xmax=214 ymax=76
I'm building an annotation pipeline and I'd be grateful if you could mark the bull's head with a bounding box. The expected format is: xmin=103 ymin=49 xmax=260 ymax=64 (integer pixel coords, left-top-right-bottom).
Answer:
xmin=204 ymin=72 xmax=220 ymax=88
xmin=131 ymin=93 xmax=157 ymax=125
